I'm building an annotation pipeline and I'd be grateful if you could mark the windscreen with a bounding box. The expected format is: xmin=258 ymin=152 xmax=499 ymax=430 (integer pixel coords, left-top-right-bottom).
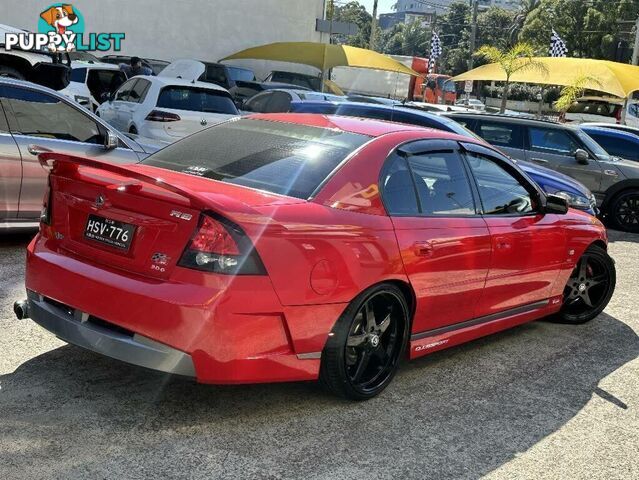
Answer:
xmin=141 ymin=118 xmax=370 ymax=199
xmin=157 ymin=86 xmax=238 ymax=114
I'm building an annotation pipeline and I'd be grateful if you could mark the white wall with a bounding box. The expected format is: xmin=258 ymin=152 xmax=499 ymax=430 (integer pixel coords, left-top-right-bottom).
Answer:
xmin=1 ymin=0 xmax=328 ymax=79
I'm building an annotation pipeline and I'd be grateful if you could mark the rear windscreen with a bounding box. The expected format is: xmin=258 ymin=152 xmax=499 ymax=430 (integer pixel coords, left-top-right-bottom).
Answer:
xmin=567 ymin=101 xmax=619 ymax=117
xmin=141 ymin=118 xmax=370 ymax=199
xmin=157 ymin=86 xmax=238 ymax=114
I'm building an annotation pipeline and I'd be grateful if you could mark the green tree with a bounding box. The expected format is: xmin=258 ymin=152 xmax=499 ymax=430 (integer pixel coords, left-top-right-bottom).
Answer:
xmin=555 ymin=75 xmax=603 ymax=117
xmin=475 ymin=42 xmax=549 ymax=113
xmin=379 ymin=20 xmax=430 ymax=56
xmin=327 ymin=1 xmax=372 ymax=48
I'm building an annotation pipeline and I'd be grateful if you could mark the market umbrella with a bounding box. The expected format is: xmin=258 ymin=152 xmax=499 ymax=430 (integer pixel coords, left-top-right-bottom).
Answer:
xmin=452 ymin=57 xmax=639 ymax=98
xmin=221 ymin=41 xmax=420 ymax=77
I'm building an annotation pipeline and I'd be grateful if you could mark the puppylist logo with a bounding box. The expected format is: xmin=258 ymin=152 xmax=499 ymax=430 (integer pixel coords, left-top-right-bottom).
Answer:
xmin=4 ymin=3 xmax=125 ymax=53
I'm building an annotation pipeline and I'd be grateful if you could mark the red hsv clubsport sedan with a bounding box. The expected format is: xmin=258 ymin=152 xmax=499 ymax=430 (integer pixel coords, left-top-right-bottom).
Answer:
xmin=16 ymin=114 xmax=616 ymax=400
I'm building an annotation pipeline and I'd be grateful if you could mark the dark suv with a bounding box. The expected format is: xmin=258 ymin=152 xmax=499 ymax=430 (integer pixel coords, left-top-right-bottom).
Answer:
xmin=445 ymin=113 xmax=639 ymax=232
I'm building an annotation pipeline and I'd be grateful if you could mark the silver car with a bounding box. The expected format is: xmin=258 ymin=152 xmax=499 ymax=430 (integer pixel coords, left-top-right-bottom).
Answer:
xmin=446 ymin=112 xmax=639 ymax=233
xmin=0 ymin=78 xmax=156 ymax=230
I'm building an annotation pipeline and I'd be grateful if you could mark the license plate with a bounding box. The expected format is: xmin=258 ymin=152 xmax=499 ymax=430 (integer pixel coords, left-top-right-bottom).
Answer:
xmin=84 ymin=214 xmax=136 ymax=251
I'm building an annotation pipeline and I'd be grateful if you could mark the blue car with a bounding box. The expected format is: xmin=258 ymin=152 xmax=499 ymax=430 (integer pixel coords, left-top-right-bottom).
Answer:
xmin=290 ymin=101 xmax=598 ymax=215
xmin=580 ymin=125 xmax=639 ymax=162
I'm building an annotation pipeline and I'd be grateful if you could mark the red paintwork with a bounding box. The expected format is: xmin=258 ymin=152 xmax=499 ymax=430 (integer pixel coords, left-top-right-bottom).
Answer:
xmin=25 ymin=114 xmax=608 ymax=384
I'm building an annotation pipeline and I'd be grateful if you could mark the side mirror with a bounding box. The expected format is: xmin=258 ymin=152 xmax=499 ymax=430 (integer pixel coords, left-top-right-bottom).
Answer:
xmin=104 ymin=129 xmax=118 ymax=150
xmin=575 ymin=149 xmax=589 ymax=164
xmin=543 ymin=194 xmax=569 ymax=215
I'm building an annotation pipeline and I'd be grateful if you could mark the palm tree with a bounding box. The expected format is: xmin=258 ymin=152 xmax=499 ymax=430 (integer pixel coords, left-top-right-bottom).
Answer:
xmin=509 ymin=0 xmax=540 ymax=44
xmin=475 ymin=42 xmax=548 ymax=113
xmin=554 ymin=75 xmax=603 ymax=121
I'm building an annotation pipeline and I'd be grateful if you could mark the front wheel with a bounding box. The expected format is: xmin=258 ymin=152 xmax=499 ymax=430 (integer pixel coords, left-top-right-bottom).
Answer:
xmin=555 ymin=245 xmax=616 ymax=324
xmin=320 ymin=284 xmax=409 ymax=400
xmin=608 ymin=189 xmax=639 ymax=233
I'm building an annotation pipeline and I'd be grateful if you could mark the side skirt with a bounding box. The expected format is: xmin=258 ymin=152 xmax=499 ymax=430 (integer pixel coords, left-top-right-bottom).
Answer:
xmin=408 ymin=297 xmax=562 ymax=360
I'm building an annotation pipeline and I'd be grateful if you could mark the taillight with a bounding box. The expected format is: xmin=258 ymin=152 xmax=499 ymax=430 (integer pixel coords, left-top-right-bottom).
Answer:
xmin=145 ymin=110 xmax=181 ymax=122
xmin=179 ymin=213 xmax=266 ymax=275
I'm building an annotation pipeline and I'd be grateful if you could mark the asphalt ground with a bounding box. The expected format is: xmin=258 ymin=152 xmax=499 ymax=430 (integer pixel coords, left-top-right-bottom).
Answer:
xmin=1 ymin=230 xmax=637 ymax=479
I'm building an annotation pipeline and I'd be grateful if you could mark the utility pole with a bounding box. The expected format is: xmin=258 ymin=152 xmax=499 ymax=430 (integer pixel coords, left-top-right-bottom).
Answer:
xmin=369 ymin=0 xmax=379 ymax=50
xmin=468 ymin=0 xmax=479 ymax=70
xmin=632 ymin=15 xmax=639 ymax=65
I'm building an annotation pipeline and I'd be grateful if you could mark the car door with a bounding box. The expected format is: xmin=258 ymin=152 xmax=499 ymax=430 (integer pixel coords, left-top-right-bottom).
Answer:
xmin=100 ymin=78 xmax=137 ymax=130
xmin=117 ymin=78 xmax=151 ymax=130
xmin=525 ymin=125 xmax=603 ymax=193
xmin=472 ymin=119 xmax=527 ymax=160
xmin=382 ymin=140 xmax=491 ymax=334
xmin=0 ymin=99 xmax=21 ymax=219
xmin=1 ymin=84 xmax=140 ymax=219
xmin=462 ymin=142 xmax=567 ymax=315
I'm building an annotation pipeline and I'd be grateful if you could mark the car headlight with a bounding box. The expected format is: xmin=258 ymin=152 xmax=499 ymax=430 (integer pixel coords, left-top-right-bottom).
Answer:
xmin=553 ymin=191 xmax=592 ymax=210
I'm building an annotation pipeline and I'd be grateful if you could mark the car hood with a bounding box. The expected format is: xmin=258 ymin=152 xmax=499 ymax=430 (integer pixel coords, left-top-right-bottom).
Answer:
xmin=518 ymin=159 xmax=592 ymax=197
xmin=158 ymin=59 xmax=205 ymax=82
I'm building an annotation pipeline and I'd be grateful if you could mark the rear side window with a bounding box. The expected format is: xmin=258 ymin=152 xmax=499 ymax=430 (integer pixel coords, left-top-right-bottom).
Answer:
xmin=474 ymin=121 xmax=523 ymax=149
xmin=70 ymin=67 xmax=87 ymax=83
xmin=588 ymin=133 xmax=639 ymax=161
xmin=142 ymin=118 xmax=370 ymax=199
xmin=157 ymin=87 xmax=238 ymax=114
xmin=263 ymin=91 xmax=292 ymax=113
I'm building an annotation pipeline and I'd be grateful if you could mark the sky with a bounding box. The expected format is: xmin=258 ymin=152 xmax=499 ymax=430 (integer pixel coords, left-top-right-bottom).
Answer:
xmin=358 ymin=0 xmax=397 ymax=15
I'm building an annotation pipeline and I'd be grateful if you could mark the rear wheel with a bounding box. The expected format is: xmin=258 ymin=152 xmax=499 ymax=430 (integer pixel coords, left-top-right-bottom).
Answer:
xmin=608 ymin=189 xmax=639 ymax=233
xmin=320 ymin=284 xmax=409 ymax=400
xmin=555 ymin=245 xmax=615 ymax=324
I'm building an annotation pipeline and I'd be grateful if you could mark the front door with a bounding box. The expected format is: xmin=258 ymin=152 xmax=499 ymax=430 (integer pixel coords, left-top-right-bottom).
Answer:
xmin=381 ymin=140 xmax=491 ymax=335
xmin=462 ymin=144 xmax=567 ymax=315
xmin=1 ymin=84 xmax=140 ymax=220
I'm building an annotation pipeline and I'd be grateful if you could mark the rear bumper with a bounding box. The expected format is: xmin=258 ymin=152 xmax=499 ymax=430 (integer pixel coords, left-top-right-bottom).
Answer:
xmin=25 ymin=235 xmax=328 ymax=384
xmin=26 ymin=290 xmax=196 ymax=377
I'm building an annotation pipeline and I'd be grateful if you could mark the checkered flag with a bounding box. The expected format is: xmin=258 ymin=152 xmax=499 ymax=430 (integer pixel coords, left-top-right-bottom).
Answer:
xmin=429 ymin=31 xmax=442 ymax=74
xmin=549 ymin=29 xmax=568 ymax=57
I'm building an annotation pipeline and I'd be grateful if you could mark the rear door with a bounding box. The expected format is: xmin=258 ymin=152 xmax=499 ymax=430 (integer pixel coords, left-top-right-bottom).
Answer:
xmin=525 ymin=125 xmax=603 ymax=193
xmin=462 ymin=143 xmax=567 ymax=315
xmin=0 ymin=98 xmax=21 ymax=219
xmin=472 ymin=119 xmax=527 ymax=160
xmin=1 ymin=84 xmax=140 ymax=219
xmin=382 ymin=140 xmax=491 ymax=334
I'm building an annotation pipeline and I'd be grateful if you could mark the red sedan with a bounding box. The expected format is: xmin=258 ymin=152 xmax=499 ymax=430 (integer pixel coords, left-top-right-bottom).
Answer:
xmin=16 ymin=114 xmax=616 ymax=400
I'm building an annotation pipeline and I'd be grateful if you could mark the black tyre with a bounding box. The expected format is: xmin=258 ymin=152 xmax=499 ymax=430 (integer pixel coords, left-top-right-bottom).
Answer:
xmin=555 ymin=244 xmax=615 ymax=324
xmin=0 ymin=65 xmax=26 ymax=80
xmin=320 ymin=283 xmax=409 ymax=400
xmin=608 ymin=189 xmax=639 ymax=233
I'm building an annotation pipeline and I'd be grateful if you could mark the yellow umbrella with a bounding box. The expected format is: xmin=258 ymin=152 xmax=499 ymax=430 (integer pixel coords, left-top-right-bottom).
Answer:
xmin=221 ymin=41 xmax=420 ymax=77
xmin=452 ymin=57 xmax=639 ymax=98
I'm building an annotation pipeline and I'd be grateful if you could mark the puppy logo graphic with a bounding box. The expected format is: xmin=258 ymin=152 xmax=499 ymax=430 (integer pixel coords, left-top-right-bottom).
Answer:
xmin=40 ymin=4 xmax=78 ymax=35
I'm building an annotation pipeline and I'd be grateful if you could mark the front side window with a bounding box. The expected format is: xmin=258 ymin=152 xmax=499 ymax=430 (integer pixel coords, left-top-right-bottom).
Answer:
xmin=142 ymin=118 xmax=369 ymax=199
xmin=115 ymin=79 xmax=137 ymax=102
xmin=529 ymin=127 xmax=579 ymax=154
xmin=156 ymin=87 xmax=238 ymax=114
xmin=128 ymin=79 xmax=151 ymax=103
xmin=264 ymin=91 xmax=292 ymax=113
xmin=1 ymin=86 xmax=101 ymax=143
xmin=466 ymin=153 xmax=534 ymax=215
xmin=588 ymin=133 xmax=639 ymax=161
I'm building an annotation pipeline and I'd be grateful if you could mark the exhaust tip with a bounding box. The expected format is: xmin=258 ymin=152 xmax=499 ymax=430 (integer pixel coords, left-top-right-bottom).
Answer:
xmin=14 ymin=300 xmax=29 ymax=320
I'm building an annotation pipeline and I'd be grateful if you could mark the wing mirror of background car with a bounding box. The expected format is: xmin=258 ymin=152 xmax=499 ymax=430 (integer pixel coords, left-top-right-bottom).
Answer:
xmin=104 ymin=129 xmax=119 ymax=151
xmin=543 ymin=194 xmax=569 ymax=215
xmin=575 ymin=149 xmax=590 ymax=165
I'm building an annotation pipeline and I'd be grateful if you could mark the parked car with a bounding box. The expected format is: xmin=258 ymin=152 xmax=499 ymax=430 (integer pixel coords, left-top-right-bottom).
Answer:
xmin=229 ymin=81 xmax=311 ymax=108
xmin=446 ymin=112 xmax=639 ymax=232
xmin=580 ymin=125 xmax=639 ymax=162
xmin=159 ymin=59 xmax=253 ymax=91
xmin=16 ymin=114 xmax=615 ymax=400
xmin=345 ymin=95 xmax=402 ymax=106
xmin=60 ymin=61 xmax=127 ymax=111
xmin=455 ymin=98 xmax=486 ymax=111
xmin=0 ymin=78 xmax=153 ymax=229
xmin=265 ymin=70 xmax=344 ymax=95
xmin=565 ymin=96 xmax=639 ymax=128
xmin=242 ymin=89 xmax=345 ymax=113
xmin=289 ymin=101 xmax=598 ymax=215
xmin=100 ymin=55 xmax=169 ymax=76
xmin=96 ymin=75 xmax=238 ymax=142
xmin=0 ymin=23 xmax=71 ymax=90
xmin=581 ymin=122 xmax=639 ymax=138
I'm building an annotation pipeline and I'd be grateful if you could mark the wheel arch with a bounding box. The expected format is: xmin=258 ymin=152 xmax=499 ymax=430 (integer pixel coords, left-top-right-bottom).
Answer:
xmin=590 ymin=239 xmax=608 ymax=251
xmin=600 ymin=180 xmax=639 ymax=213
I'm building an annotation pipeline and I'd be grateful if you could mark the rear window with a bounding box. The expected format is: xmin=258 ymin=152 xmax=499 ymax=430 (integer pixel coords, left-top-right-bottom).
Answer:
xmin=141 ymin=118 xmax=370 ymax=199
xmin=567 ymin=101 xmax=620 ymax=117
xmin=157 ymin=87 xmax=238 ymax=114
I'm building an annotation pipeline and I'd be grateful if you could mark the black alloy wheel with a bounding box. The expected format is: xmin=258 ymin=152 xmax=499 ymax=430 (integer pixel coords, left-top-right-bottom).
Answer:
xmin=320 ymin=284 xmax=409 ymax=400
xmin=557 ymin=245 xmax=615 ymax=324
xmin=609 ymin=190 xmax=639 ymax=233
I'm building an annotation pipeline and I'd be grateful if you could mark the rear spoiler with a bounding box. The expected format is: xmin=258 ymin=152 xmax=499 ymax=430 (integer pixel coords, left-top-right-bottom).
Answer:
xmin=39 ymin=152 xmax=211 ymax=210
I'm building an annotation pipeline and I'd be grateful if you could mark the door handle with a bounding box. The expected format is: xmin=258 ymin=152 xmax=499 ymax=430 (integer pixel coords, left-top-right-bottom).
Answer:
xmin=413 ymin=241 xmax=434 ymax=257
xmin=27 ymin=144 xmax=52 ymax=156
xmin=531 ymin=157 xmax=549 ymax=164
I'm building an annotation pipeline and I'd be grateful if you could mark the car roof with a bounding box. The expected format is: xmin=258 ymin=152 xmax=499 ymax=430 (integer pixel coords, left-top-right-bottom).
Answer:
xmin=136 ymin=75 xmax=230 ymax=92
xmin=445 ymin=111 xmax=565 ymax=126
xmin=247 ymin=113 xmax=464 ymax=138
